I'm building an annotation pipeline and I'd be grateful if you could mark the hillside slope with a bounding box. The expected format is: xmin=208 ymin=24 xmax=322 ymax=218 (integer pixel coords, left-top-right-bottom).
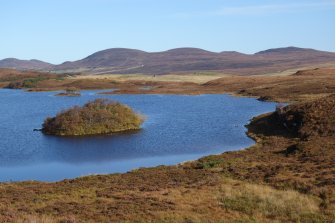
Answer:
xmin=2 ymin=47 xmax=335 ymax=75
xmin=0 ymin=58 xmax=53 ymax=70
xmin=277 ymin=94 xmax=335 ymax=138
xmin=52 ymin=47 xmax=335 ymax=75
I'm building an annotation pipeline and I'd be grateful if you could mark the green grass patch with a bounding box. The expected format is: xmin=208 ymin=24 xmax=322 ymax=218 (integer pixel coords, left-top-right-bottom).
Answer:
xmin=22 ymin=76 xmax=49 ymax=88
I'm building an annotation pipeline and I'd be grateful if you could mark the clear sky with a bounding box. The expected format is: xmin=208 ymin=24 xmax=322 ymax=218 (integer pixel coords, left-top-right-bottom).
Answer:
xmin=1 ymin=0 xmax=335 ymax=64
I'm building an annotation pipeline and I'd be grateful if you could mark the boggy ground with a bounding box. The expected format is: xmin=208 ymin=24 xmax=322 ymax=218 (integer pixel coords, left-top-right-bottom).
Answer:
xmin=0 ymin=68 xmax=335 ymax=222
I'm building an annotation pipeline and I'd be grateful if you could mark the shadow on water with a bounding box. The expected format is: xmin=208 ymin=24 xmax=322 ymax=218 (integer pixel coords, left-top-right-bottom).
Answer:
xmin=43 ymin=129 xmax=145 ymax=163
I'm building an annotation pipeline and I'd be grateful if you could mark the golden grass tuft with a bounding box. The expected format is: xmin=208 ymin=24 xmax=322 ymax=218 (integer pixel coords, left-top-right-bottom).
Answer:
xmin=218 ymin=179 xmax=320 ymax=222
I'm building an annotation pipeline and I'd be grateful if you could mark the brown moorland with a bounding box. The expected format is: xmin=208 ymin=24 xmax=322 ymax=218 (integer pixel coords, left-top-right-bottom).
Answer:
xmin=0 ymin=68 xmax=54 ymax=88
xmin=0 ymin=68 xmax=335 ymax=222
xmin=101 ymin=68 xmax=335 ymax=103
xmin=2 ymin=67 xmax=335 ymax=104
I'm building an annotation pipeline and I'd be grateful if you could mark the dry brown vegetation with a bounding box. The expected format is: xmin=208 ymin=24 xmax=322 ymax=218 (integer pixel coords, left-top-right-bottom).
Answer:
xmin=189 ymin=95 xmax=335 ymax=221
xmin=1 ymin=68 xmax=335 ymax=222
xmin=0 ymin=168 xmax=330 ymax=223
xmin=100 ymin=68 xmax=335 ymax=103
xmin=0 ymin=68 xmax=67 ymax=90
xmin=278 ymin=94 xmax=335 ymax=138
xmin=2 ymin=67 xmax=335 ymax=104
xmin=203 ymin=68 xmax=335 ymax=102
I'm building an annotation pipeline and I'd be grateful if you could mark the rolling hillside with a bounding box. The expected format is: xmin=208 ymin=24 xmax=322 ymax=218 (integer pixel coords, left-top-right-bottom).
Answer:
xmin=52 ymin=46 xmax=335 ymax=75
xmin=2 ymin=47 xmax=335 ymax=75
xmin=0 ymin=58 xmax=53 ymax=70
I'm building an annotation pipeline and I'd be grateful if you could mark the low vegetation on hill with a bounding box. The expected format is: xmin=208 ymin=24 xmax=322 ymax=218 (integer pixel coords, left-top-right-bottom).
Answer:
xmin=1 ymin=67 xmax=335 ymax=103
xmin=0 ymin=68 xmax=55 ymax=88
xmin=0 ymin=170 xmax=326 ymax=223
xmin=192 ymin=95 xmax=335 ymax=214
xmin=42 ymin=99 xmax=144 ymax=136
xmin=277 ymin=94 xmax=335 ymax=138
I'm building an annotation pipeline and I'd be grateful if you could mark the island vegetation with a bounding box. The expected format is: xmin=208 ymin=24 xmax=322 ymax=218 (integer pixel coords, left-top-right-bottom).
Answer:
xmin=55 ymin=87 xmax=81 ymax=97
xmin=42 ymin=99 xmax=144 ymax=136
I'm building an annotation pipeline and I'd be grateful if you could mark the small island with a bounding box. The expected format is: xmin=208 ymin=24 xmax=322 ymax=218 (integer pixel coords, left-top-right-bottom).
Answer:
xmin=42 ymin=99 xmax=144 ymax=136
xmin=55 ymin=87 xmax=81 ymax=97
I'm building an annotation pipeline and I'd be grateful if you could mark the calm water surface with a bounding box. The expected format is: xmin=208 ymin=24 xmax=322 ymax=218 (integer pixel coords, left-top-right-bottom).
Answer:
xmin=0 ymin=89 xmax=276 ymax=181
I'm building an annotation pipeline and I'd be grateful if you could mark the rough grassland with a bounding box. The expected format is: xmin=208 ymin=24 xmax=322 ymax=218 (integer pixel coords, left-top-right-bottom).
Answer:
xmin=0 ymin=170 xmax=328 ymax=223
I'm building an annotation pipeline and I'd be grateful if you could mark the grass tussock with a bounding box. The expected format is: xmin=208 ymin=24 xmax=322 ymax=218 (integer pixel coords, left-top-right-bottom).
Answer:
xmin=218 ymin=179 xmax=322 ymax=222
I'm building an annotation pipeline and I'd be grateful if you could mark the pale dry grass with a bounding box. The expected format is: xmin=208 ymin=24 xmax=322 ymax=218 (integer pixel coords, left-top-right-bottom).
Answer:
xmin=254 ymin=62 xmax=335 ymax=77
xmin=218 ymin=178 xmax=321 ymax=222
xmin=15 ymin=215 xmax=59 ymax=223
xmin=71 ymin=73 xmax=232 ymax=84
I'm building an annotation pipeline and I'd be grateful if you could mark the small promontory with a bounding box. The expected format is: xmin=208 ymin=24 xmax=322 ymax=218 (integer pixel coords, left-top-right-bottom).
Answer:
xmin=42 ymin=99 xmax=144 ymax=136
xmin=275 ymin=94 xmax=335 ymax=138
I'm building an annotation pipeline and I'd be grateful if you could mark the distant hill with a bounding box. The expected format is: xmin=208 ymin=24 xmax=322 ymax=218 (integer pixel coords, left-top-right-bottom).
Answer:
xmin=2 ymin=47 xmax=335 ymax=75
xmin=0 ymin=58 xmax=53 ymax=70
xmin=255 ymin=46 xmax=315 ymax=54
xmin=52 ymin=47 xmax=335 ymax=75
xmin=56 ymin=48 xmax=149 ymax=71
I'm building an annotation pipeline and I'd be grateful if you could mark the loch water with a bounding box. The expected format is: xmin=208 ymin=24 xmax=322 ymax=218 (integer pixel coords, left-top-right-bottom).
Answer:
xmin=0 ymin=89 xmax=276 ymax=181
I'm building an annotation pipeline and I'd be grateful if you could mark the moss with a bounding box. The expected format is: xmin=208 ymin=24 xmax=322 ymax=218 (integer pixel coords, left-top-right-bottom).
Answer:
xmin=42 ymin=99 xmax=144 ymax=136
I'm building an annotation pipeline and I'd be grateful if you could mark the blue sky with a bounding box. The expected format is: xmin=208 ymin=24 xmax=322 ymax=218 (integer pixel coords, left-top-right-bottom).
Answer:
xmin=1 ymin=0 xmax=335 ymax=64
